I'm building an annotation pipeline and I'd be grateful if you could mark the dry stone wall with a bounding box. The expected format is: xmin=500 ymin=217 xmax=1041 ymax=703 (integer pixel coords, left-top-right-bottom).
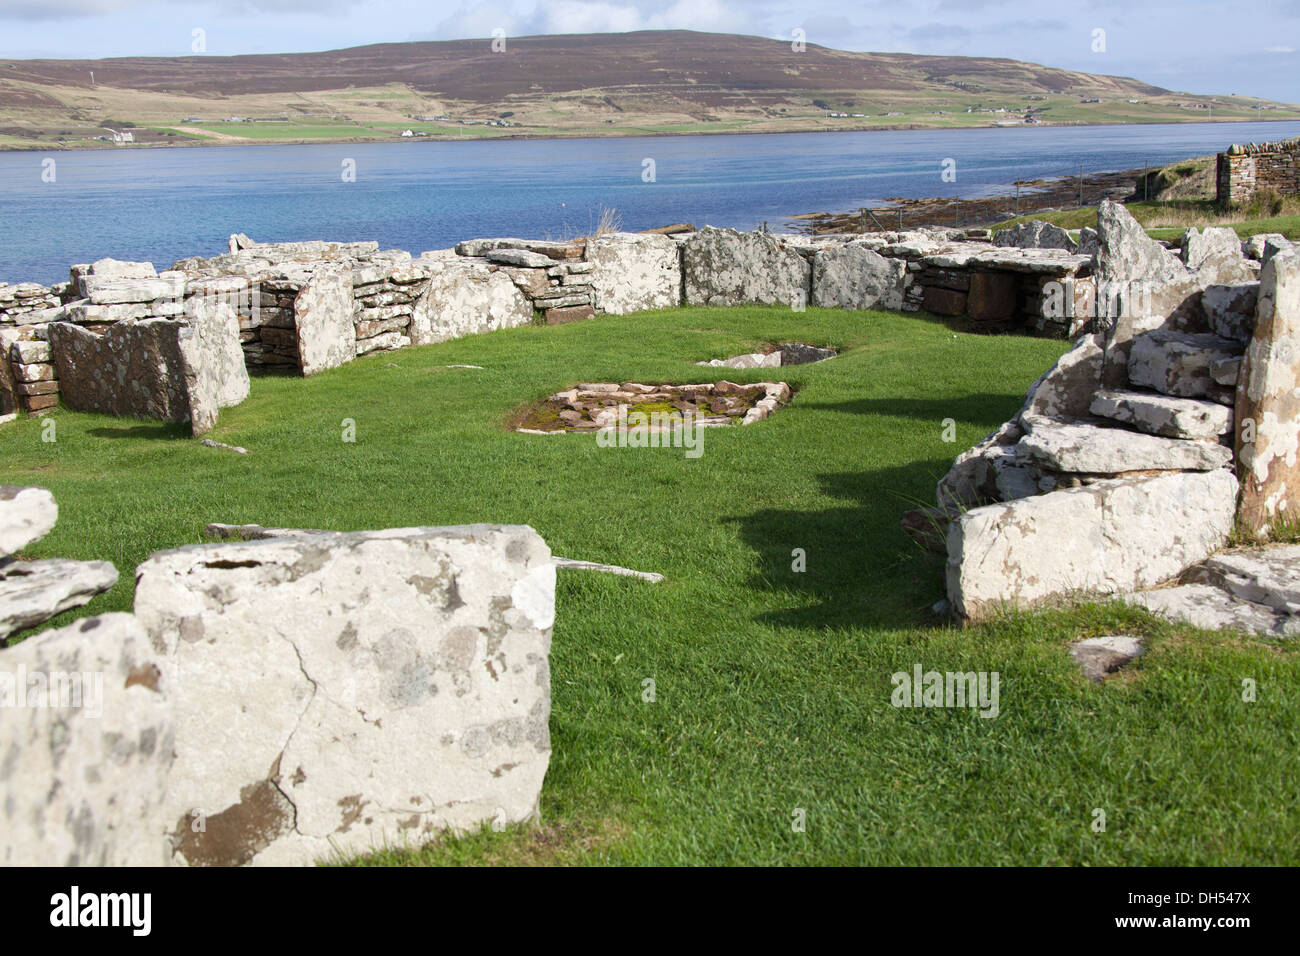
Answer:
xmin=1216 ymin=138 xmax=1300 ymax=206
xmin=924 ymin=201 xmax=1300 ymax=622
xmin=0 ymin=218 xmax=1288 ymax=442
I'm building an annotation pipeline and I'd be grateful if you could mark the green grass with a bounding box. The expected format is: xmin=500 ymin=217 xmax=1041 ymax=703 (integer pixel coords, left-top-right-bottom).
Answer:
xmin=993 ymin=201 xmax=1300 ymax=242
xmin=187 ymin=121 xmax=370 ymax=139
xmin=4 ymin=306 xmax=1299 ymax=866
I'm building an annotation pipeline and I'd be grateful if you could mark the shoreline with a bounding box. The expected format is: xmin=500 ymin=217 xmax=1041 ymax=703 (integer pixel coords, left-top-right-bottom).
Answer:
xmin=788 ymin=166 xmax=1166 ymax=234
xmin=2 ymin=116 xmax=1299 ymax=155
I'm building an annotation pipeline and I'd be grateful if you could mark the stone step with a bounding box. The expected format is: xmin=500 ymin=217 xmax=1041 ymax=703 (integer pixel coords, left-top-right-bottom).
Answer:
xmin=947 ymin=470 xmax=1237 ymax=620
xmin=1014 ymin=420 xmax=1231 ymax=474
xmin=0 ymin=558 xmax=119 ymax=640
xmin=1088 ymin=388 xmax=1232 ymax=440
xmin=1127 ymin=329 xmax=1241 ymax=400
xmin=1120 ymin=584 xmax=1300 ymax=637
xmin=1188 ymin=545 xmax=1300 ymax=616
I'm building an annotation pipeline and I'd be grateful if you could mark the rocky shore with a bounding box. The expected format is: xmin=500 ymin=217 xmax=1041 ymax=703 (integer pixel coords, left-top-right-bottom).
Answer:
xmin=792 ymin=166 xmax=1146 ymax=234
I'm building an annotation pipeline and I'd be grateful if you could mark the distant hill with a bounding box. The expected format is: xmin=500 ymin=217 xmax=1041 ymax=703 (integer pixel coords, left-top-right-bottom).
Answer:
xmin=1 ymin=30 xmax=1296 ymax=150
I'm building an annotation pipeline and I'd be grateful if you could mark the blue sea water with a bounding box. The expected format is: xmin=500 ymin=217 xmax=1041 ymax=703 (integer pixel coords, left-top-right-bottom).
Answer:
xmin=2 ymin=120 xmax=1298 ymax=285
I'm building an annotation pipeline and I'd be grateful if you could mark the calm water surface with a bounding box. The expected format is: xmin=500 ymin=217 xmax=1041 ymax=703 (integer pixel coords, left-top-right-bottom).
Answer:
xmin=3 ymin=120 xmax=1299 ymax=284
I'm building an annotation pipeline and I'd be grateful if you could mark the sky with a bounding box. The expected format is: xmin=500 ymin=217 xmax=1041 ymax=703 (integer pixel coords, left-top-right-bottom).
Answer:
xmin=0 ymin=0 xmax=1297 ymax=102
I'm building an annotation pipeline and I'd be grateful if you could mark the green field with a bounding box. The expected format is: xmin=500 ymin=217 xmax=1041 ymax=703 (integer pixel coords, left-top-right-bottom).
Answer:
xmin=4 ymin=306 xmax=1298 ymax=865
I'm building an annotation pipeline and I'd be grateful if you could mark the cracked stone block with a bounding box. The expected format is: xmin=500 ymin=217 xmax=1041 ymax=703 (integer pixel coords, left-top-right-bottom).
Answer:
xmin=1201 ymin=283 xmax=1258 ymax=344
xmin=682 ymin=227 xmax=810 ymax=308
xmin=409 ymin=260 xmax=532 ymax=346
xmin=0 ymin=484 xmax=57 ymax=557
xmin=946 ymin=469 xmax=1237 ymax=620
xmin=811 ymin=242 xmax=908 ymax=310
xmin=133 ymin=524 xmax=554 ymax=867
xmin=586 ymin=233 xmax=682 ymax=314
xmin=1070 ymin=635 xmax=1144 ymax=682
xmin=0 ymin=613 xmax=174 ymax=866
xmin=293 ymin=265 xmax=356 ymax=376
xmin=936 ymin=422 xmax=1043 ymax=510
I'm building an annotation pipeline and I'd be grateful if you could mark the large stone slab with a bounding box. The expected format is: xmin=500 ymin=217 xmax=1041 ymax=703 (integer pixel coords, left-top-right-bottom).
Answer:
xmin=84 ymin=257 xmax=157 ymax=281
xmin=1097 ymin=199 xmax=1186 ymax=286
xmin=947 ymin=469 xmax=1238 ymax=619
xmin=1127 ymin=329 xmax=1241 ymax=399
xmin=0 ymin=558 xmax=119 ymax=640
xmin=50 ymin=308 xmax=247 ymax=432
xmin=1120 ymin=584 xmax=1299 ymax=637
xmin=454 ymin=238 xmax=583 ymax=260
xmin=811 ymin=243 xmax=908 ymax=310
xmin=1189 ymin=545 xmax=1300 ymax=615
xmin=293 ymin=265 xmax=356 ymax=376
xmin=484 ymin=248 xmax=555 ymax=269
xmin=1014 ymin=420 xmax=1231 ymax=473
xmin=80 ymin=273 xmax=186 ymax=307
xmin=0 ymin=612 xmax=174 ymax=866
xmin=178 ymin=298 xmax=250 ymax=436
xmin=409 ymin=260 xmax=533 ymax=346
xmin=1017 ymin=333 xmax=1105 ymax=423
xmin=1201 ymin=282 xmax=1259 ymax=344
xmin=1237 ymin=248 xmax=1300 ymax=537
xmin=1094 ymin=199 xmax=1200 ymax=387
xmin=682 ymin=227 xmax=810 ymax=307
xmin=50 ymin=319 xmax=191 ymax=422
xmin=1088 ymin=388 xmax=1232 ymax=440
xmin=133 ymin=524 xmax=554 ymax=866
xmin=1183 ymin=227 xmax=1249 ymax=271
xmin=0 ymin=485 xmax=57 ymax=557
xmin=586 ymin=233 xmax=682 ymax=314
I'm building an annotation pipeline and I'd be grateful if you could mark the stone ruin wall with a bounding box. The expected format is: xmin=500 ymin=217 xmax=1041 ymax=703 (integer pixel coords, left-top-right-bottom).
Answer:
xmin=1216 ymin=138 xmax=1300 ymax=206
xmin=919 ymin=200 xmax=1300 ymax=633
xmin=2 ymin=223 xmax=1102 ymax=428
xmin=4 ymin=208 xmax=1300 ymax=864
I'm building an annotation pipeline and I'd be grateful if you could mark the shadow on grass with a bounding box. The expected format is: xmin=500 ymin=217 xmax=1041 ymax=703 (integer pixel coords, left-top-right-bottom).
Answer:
xmin=729 ymin=459 xmax=953 ymax=632
xmin=798 ymin=393 xmax=1020 ymax=427
xmin=87 ymin=422 xmax=191 ymax=440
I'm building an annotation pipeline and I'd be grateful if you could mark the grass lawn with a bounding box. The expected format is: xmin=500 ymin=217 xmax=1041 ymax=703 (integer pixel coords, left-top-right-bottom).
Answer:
xmin=3 ymin=306 xmax=1298 ymax=865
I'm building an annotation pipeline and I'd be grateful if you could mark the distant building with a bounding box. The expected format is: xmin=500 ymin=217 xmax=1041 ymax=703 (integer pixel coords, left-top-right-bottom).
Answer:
xmin=400 ymin=129 xmax=414 ymax=137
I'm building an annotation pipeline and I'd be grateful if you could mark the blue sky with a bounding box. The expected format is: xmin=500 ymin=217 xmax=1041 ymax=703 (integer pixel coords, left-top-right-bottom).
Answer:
xmin=1 ymin=0 xmax=1297 ymax=102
